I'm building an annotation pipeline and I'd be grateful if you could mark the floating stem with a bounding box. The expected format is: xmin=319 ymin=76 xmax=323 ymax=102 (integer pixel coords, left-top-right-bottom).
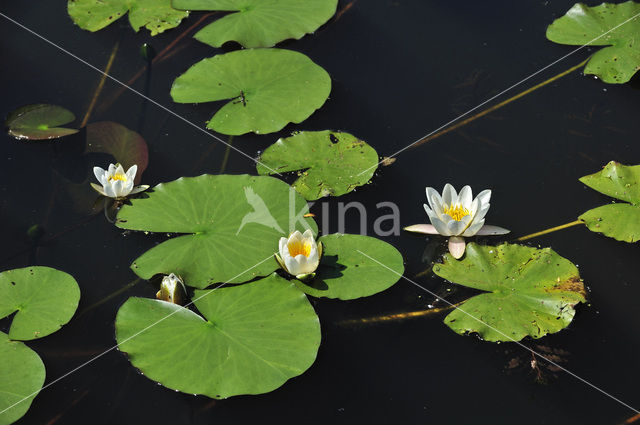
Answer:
xmin=515 ymin=220 xmax=583 ymax=241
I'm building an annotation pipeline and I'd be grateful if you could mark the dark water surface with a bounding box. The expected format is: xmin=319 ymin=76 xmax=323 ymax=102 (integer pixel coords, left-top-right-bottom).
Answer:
xmin=2 ymin=1 xmax=640 ymax=424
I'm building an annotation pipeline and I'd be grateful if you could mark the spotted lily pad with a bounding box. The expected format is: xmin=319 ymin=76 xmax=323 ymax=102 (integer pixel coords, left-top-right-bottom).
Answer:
xmin=579 ymin=161 xmax=640 ymax=242
xmin=546 ymin=1 xmax=640 ymax=83
xmin=115 ymin=274 xmax=320 ymax=399
xmin=172 ymin=0 xmax=338 ymax=48
xmin=433 ymin=243 xmax=586 ymax=342
xmin=85 ymin=122 xmax=149 ymax=184
xmin=293 ymin=233 xmax=404 ymax=300
xmin=68 ymin=0 xmax=188 ymax=35
xmin=6 ymin=104 xmax=78 ymax=140
xmin=0 ymin=267 xmax=81 ymax=341
xmin=256 ymin=131 xmax=379 ymax=200
xmin=116 ymin=174 xmax=317 ymax=288
xmin=0 ymin=332 xmax=45 ymax=425
xmin=170 ymin=49 xmax=331 ymax=135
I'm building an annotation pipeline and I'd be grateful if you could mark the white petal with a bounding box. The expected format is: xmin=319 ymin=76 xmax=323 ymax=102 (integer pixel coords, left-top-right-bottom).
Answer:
xmin=442 ymin=184 xmax=457 ymax=206
xmin=112 ymin=180 xmax=127 ymax=198
xmin=431 ymin=217 xmax=451 ymax=236
xmin=462 ymin=219 xmax=485 ymax=237
xmin=93 ymin=167 xmax=107 ymax=186
xmin=288 ymin=230 xmax=303 ymax=244
xmin=448 ymin=236 xmax=466 ymax=259
xmin=474 ymin=203 xmax=491 ymax=222
xmin=404 ymin=224 xmax=440 ymax=235
xmin=123 ymin=178 xmax=134 ymax=194
xmin=90 ymin=182 xmax=106 ymax=196
xmin=446 ymin=220 xmax=467 ymax=236
xmin=475 ymin=225 xmax=510 ymax=235
xmin=301 ymin=229 xmax=315 ymax=241
xmin=425 ymin=187 xmax=444 ymax=216
xmin=458 ymin=185 xmax=473 ymax=209
xmin=279 ymin=237 xmax=288 ymax=256
xmin=129 ymin=185 xmax=149 ymax=195
xmin=107 ymin=163 xmax=117 ymax=176
xmin=475 ymin=189 xmax=491 ymax=206
xmin=284 ymin=255 xmax=301 ymax=276
xmin=126 ymin=164 xmax=138 ymax=181
xmin=103 ymin=181 xmax=116 ymax=198
xmin=114 ymin=163 xmax=126 ymax=176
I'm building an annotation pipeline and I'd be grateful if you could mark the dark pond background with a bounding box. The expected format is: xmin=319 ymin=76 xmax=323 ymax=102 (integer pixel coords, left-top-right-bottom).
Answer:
xmin=2 ymin=1 xmax=640 ymax=424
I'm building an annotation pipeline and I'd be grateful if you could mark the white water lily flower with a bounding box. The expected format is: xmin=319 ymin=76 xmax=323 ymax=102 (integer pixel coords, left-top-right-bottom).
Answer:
xmin=91 ymin=163 xmax=149 ymax=199
xmin=405 ymin=183 xmax=509 ymax=259
xmin=276 ymin=229 xmax=322 ymax=280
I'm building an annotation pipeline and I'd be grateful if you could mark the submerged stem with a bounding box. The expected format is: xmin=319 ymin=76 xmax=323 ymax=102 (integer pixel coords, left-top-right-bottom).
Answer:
xmin=411 ymin=57 xmax=590 ymax=148
xmin=218 ymin=135 xmax=234 ymax=173
xmin=338 ymin=303 xmax=462 ymax=327
xmin=515 ymin=220 xmax=583 ymax=241
xmin=77 ymin=278 xmax=142 ymax=318
xmin=81 ymin=40 xmax=119 ymax=127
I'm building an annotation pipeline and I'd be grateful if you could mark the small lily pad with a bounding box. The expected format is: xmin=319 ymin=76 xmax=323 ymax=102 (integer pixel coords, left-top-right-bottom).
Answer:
xmin=170 ymin=49 xmax=331 ymax=135
xmin=172 ymin=0 xmax=338 ymax=48
xmin=6 ymin=104 xmax=78 ymax=140
xmin=579 ymin=161 xmax=640 ymax=242
xmin=116 ymin=174 xmax=317 ymax=288
xmin=68 ymin=0 xmax=188 ymax=35
xmin=115 ymin=274 xmax=320 ymax=399
xmin=85 ymin=122 xmax=149 ymax=184
xmin=546 ymin=1 xmax=640 ymax=84
xmin=433 ymin=243 xmax=586 ymax=342
xmin=0 ymin=332 xmax=45 ymax=425
xmin=256 ymin=131 xmax=379 ymax=200
xmin=0 ymin=267 xmax=80 ymax=341
xmin=294 ymin=233 xmax=404 ymax=300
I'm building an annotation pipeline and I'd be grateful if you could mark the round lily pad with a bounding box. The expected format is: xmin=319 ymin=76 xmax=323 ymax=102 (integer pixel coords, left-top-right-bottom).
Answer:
xmin=0 ymin=332 xmax=45 ymax=425
xmin=293 ymin=233 xmax=404 ymax=300
xmin=256 ymin=131 xmax=379 ymax=200
xmin=579 ymin=161 xmax=640 ymax=242
xmin=172 ymin=0 xmax=338 ymax=48
xmin=433 ymin=243 xmax=586 ymax=342
xmin=115 ymin=274 xmax=321 ymax=399
xmin=6 ymin=104 xmax=78 ymax=140
xmin=116 ymin=174 xmax=317 ymax=288
xmin=170 ymin=49 xmax=331 ymax=135
xmin=546 ymin=1 xmax=640 ymax=84
xmin=68 ymin=0 xmax=188 ymax=35
xmin=0 ymin=267 xmax=81 ymax=341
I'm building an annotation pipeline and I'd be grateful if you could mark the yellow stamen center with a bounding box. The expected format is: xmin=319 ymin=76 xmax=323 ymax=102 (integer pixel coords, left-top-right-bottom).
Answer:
xmin=443 ymin=204 xmax=470 ymax=221
xmin=109 ymin=173 xmax=127 ymax=182
xmin=288 ymin=240 xmax=312 ymax=257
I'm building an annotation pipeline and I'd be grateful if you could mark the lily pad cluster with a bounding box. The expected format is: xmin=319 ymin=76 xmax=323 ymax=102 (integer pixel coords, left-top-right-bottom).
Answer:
xmin=579 ymin=161 xmax=640 ymax=242
xmin=433 ymin=243 xmax=586 ymax=342
xmin=547 ymin=1 xmax=640 ymax=84
xmin=0 ymin=267 xmax=80 ymax=425
xmin=114 ymin=173 xmax=404 ymax=397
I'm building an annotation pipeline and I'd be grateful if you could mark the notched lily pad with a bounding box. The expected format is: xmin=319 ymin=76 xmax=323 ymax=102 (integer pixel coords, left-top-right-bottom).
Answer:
xmin=170 ymin=49 xmax=331 ymax=135
xmin=433 ymin=243 xmax=586 ymax=342
xmin=68 ymin=0 xmax=188 ymax=35
xmin=115 ymin=274 xmax=321 ymax=399
xmin=256 ymin=131 xmax=379 ymax=200
xmin=172 ymin=0 xmax=338 ymax=48
xmin=0 ymin=267 xmax=81 ymax=341
xmin=546 ymin=1 xmax=640 ymax=83
xmin=116 ymin=174 xmax=317 ymax=288
xmin=6 ymin=104 xmax=78 ymax=140
xmin=85 ymin=121 xmax=149 ymax=184
xmin=294 ymin=233 xmax=404 ymax=300
xmin=0 ymin=332 xmax=45 ymax=425
xmin=579 ymin=161 xmax=640 ymax=242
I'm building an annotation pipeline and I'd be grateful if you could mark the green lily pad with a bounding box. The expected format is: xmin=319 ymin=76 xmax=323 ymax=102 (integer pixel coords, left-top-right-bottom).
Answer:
xmin=0 ymin=267 xmax=81 ymax=341
xmin=0 ymin=332 xmax=45 ymax=425
xmin=172 ymin=0 xmax=338 ymax=48
xmin=433 ymin=243 xmax=586 ymax=342
xmin=85 ymin=121 xmax=149 ymax=184
xmin=579 ymin=161 xmax=640 ymax=242
xmin=546 ymin=1 xmax=640 ymax=84
xmin=116 ymin=174 xmax=317 ymax=288
xmin=68 ymin=0 xmax=188 ymax=35
xmin=256 ymin=131 xmax=379 ymax=200
xmin=115 ymin=274 xmax=320 ymax=399
xmin=293 ymin=233 xmax=404 ymax=300
xmin=6 ymin=104 xmax=78 ymax=140
xmin=170 ymin=49 xmax=331 ymax=135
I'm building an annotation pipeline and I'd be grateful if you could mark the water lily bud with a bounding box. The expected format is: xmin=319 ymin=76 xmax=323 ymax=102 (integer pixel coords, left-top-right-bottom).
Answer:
xmin=156 ymin=273 xmax=186 ymax=305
